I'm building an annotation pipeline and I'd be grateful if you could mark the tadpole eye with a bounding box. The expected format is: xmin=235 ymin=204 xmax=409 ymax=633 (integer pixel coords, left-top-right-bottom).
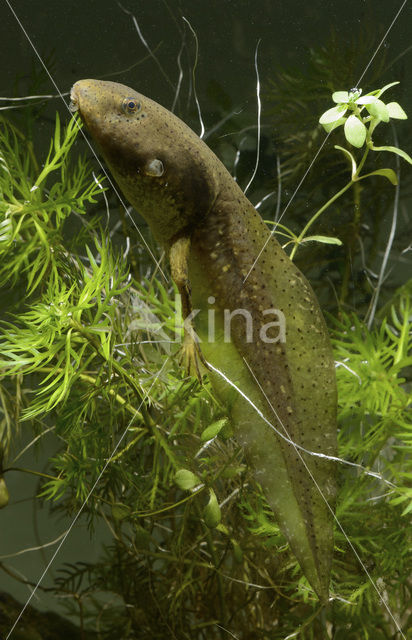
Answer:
xmin=122 ymin=97 xmax=142 ymax=115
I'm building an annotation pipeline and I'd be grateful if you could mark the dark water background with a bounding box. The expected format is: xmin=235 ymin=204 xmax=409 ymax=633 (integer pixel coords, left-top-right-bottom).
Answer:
xmin=1 ymin=0 xmax=411 ymax=618
xmin=3 ymin=1 xmax=412 ymax=145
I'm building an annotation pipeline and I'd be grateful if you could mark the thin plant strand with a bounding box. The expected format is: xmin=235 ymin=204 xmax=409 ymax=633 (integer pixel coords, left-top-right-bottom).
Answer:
xmin=244 ymin=39 xmax=262 ymax=196
xmin=182 ymin=16 xmax=205 ymax=139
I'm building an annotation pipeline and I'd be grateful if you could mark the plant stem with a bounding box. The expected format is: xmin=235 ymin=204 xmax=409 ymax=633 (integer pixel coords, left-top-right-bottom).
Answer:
xmin=340 ymin=179 xmax=361 ymax=305
xmin=79 ymin=372 xmax=144 ymax=420
xmin=202 ymin=518 xmax=227 ymax=624
xmin=289 ymin=147 xmax=370 ymax=261
xmin=4 ymin=467 xmax=57 ymax=480
xmin=38 ymin=367 xmax=144 ymax=421
xmin=290 ymin=179 xmax=353 ymax=260
xmin=357 ymin=147 xmax=370 ymax=174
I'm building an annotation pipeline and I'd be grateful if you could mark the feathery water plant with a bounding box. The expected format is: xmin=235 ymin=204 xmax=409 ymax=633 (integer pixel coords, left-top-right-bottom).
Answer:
xmin=0 ymin=114 xmax=102 ymax=294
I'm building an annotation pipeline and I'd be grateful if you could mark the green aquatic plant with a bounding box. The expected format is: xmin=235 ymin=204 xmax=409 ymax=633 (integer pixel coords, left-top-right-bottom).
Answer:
xmin=319 ymin=83 xmax=407 ymax=146
xmin=265 ymin=26 xmax=389 ymax=191
xmin=0 ymin=90 xmax=411 ymax=640
xmin=0 ymin=114 xmax=102 ymax=294
xmin=265 ymin=32 xmax=411 ymax=312
xmin=289 ymin=82 xmax=411 ymax=259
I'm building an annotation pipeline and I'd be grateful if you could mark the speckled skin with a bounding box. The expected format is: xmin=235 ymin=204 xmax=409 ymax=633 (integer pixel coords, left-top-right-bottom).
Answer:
xmin=71 ymin=79 xmax=337 ymax=601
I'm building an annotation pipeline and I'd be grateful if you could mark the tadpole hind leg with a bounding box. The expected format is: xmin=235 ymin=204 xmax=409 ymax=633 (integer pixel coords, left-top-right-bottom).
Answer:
xmin=178 ymin=324 xmax=209 ymax=381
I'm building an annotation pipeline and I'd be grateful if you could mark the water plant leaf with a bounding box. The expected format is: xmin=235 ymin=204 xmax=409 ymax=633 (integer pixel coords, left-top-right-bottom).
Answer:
xmin=370 ymin=143 xmax=412 ymax=165
xmin=355 ymin=95 xmax=378 ymax=105
xmin=365 ymin=99 xmax=389 ymax=122
xmin=200 ymin=418 xmax=229 ymax=442
xmin=357 ymin=168 xmax=398 ymax=185
xmin=374 ymin=80 xmax=400 ymax=98
xmin=386 ymin=102 xmax=407 ymax=120
xmin=332 ymin=91 xmax=349 ymax=103
xmin=203 ymin=488 xmax=221 ymax=528
xmin=319 ymin=105 xmax=347 ymax=124
xmin=344 ymin=115 xmax=366 ymax=148
xmin=301 ymin=235 xmax=342 ymax=245
xmin=174 ymin=468 xmax=200 ymax=490
xmin=401 ymin=500 xmax=412 ymax=517
xmin=334 ymin=144 xmax=357 ymax=177
xmin=321 ymin=116 xmax=346 ymax=133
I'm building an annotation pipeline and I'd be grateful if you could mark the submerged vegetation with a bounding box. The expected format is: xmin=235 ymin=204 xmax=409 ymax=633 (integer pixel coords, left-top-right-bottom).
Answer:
xmin=265 ymin=32 xmax=412 ymax=315
xmin=0 ymin=35 xmax=411 ymax=640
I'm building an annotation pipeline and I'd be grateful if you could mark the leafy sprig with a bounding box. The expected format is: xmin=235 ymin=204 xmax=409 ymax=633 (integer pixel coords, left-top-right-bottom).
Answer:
xmin=319 ymin=82 xmax=407 ymax=148
xmin=289 ymin=82 xmax=411 ymax=258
